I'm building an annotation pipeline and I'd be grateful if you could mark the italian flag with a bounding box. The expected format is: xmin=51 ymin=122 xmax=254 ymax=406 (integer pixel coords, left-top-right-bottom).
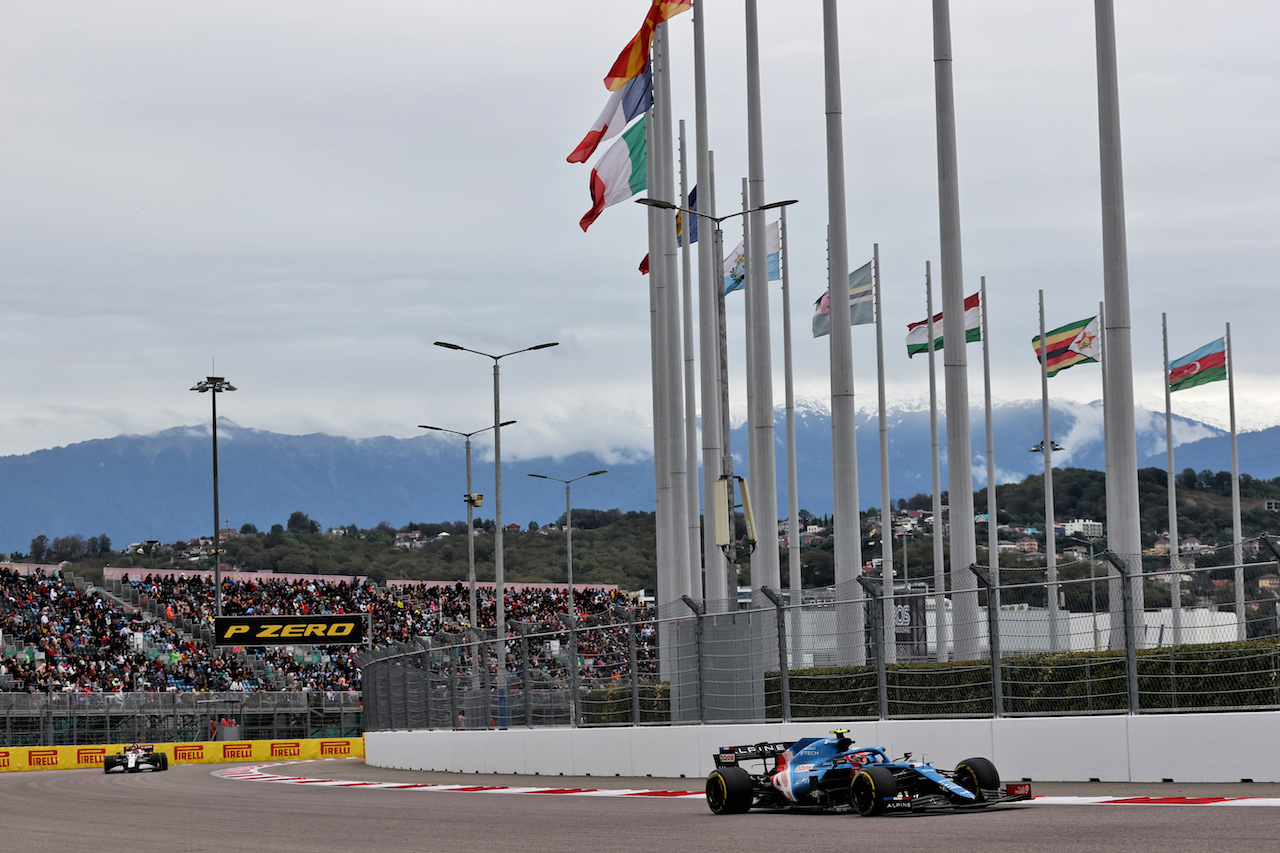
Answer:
xmin=906 ymin=292 xmax=981 ymax=357
xmin=1031 ymin=315 xmax=1101 ymax=377
xmin=579 ymin=116 xmax=647 ymax=232
xmin=1169 ymin=337 xmax=1227 ymax=392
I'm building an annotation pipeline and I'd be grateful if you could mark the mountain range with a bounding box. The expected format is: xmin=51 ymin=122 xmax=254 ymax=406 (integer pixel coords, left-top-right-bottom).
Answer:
xmin=2 ymin=400 xmax=1277 ymax=555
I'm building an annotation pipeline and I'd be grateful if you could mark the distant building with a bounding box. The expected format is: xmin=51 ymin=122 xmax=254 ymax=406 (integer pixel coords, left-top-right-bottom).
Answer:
xmin=1063 ymin=519 xmax=1103 ymax=539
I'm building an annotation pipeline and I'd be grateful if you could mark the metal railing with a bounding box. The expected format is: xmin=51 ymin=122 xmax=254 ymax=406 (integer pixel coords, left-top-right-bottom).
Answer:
xmin=362 ymin=540 xmax=1280 ymax=729
xmin=0 ymin=691 xmax=362 ymax=747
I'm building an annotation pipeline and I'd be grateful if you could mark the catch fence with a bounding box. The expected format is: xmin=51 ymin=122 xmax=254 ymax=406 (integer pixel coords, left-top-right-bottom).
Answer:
xmin=0 ymin=690 xmax=362 ymax=747
xmin=362 ymin=540 xmax=1280 ymax=730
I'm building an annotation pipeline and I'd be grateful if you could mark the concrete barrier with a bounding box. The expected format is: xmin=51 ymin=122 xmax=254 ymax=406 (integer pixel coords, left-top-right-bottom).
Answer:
xmin=365 ymin=711 xmax=1280 ymax=783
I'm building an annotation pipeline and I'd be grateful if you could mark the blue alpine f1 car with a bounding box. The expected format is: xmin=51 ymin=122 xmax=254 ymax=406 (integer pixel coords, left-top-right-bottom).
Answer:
xmin=706 ymin=731 xmax=1031 ymax=816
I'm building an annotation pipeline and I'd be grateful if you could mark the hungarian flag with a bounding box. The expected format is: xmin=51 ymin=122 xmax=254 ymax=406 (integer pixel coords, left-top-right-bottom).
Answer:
xmin=812 ymin=260 xmax=874 ymax=338
xmin=906 ymin=292 xmax=981 ymax=357
xmin=1169 ymin=337 xmax=1227 ymax=392
xmin=567 ymin=64 xmax=652 ymax=164
xmin=580 ymin=116 xmax=647 ymax=232
xmin=604 ymin=1 xmax=693 ymax=92
xmin=1032 ymin=315 xmax=1100 ymax=377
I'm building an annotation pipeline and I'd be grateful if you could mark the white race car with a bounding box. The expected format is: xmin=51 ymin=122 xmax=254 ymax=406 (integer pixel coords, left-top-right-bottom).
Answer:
xmin=103 ymin=743 xmax=169 ymax=773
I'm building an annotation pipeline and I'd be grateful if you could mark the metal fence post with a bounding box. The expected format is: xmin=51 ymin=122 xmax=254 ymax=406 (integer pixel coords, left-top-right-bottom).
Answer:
xmin=445 ymin=640 xmax=459 ymax=729
xmin=511 ymin=622 xmax=534 ymax=728
xmin=1105 ymin=552 xmax=1139 ymax=714
xmin=420 ymin=646 xmax=434 ymax=731
xmin=557 ymin=612 xmax=580 ymax=727
xmin=613 ymin=605 xmax=641 ymax=725
xmin=760 ymin=586 xmax=791 ymax=723
xmin=971 ymin=565 xmax=1003 ymax=718
xmin=680 ymin=596 xmax=705 ymax=724
xmin=856 ymin=577 xmax=888 ymax=720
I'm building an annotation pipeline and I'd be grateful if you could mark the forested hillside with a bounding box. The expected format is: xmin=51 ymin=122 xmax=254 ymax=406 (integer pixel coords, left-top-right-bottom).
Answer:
xmin=24 ymin=469 xmax=1280 ymax=593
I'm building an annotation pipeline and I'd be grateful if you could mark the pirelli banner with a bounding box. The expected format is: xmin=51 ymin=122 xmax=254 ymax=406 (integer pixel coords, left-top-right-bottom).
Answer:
xmin=0 ymin=737 xmax=363 ymax=773
xmin=214 ymin=613 xmax=370 ymax=647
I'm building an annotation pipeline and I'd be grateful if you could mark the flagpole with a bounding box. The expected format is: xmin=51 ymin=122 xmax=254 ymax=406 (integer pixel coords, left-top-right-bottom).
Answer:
xmin=1099 ymin=298 xmax=1117 ymax=651
xmin=740 ymin=178 xmax=758 ymax=579
xmin=712 ymin=152 xmax=737 ymax=605
xmin=655 ymin=25 xmax=692 ymax=614
xmin=1228 ymin=322 xmax=1243 ymax=640
xmin=744 ymin=0 xmax=780 ymax=597
xmin=1162 ymin=312 xmax=1182 ymax=646
xmin=1095 ymin=0 xmax=1144 ymax=644
xmin=780 ymin=206 xmax=803 ymax=662
xmin=926 ymin=262 xmax=947 ymax=663
xmin=1038 ymin=290 xmax=1060 ymax=653
xmin=678 ymin=120 xmax=703 ymax=602
xmin=981 ymin=275 xmax=999 ymax=658
xmin=874 ymin=244 xmax=895 ymax=664
xmin=644 ymin=104 xmax=676 ymax=682
xmin=692 ymin=0 xmax=729 ymax=608
xmin=822 ymin=0 xmax=865 ymax=666
xmin=932 ymin=0 xmax=980 ymax=660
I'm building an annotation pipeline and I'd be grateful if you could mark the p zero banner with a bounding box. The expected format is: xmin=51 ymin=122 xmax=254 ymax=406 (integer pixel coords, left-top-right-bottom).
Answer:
xmin=0 ymin=737 xmax=363 ymax=773
xmin=213 ymin=613 xmax=369 ymax=647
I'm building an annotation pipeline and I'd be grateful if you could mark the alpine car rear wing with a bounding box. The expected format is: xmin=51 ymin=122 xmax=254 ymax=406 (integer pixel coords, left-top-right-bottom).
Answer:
xmin=713 ymin=742 xmax=796 ymax=769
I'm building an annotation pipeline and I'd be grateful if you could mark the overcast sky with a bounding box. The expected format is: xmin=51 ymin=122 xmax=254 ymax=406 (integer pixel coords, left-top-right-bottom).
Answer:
xmin=2 ymin=1 xmax=1276 ymax=466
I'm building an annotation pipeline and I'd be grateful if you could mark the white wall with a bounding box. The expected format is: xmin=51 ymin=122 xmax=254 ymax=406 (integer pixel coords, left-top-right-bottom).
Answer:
xmin=365 ymin=711 xmax=1280 ymax=783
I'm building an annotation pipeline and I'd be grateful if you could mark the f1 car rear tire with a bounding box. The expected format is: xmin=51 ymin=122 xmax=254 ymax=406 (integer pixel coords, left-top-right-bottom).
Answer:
xmin=851 ymin=766 xmax=897 ymax=816
xmin=954 ymin=757 xmax=1000 ymax=801
xmin=706 ymin=767 xmax=754 ymax=815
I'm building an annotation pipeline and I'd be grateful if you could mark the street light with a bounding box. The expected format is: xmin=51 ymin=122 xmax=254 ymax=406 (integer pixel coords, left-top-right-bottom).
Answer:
xmin=634 ymin=196 xmax=798 ymax=578
xmin=418 ymin=420 xmax=515 ymax=631
xmin=190 ymin=376 xmax=236 ymax=618
xmin=1067 ymin=533 xmax=1107 ymax=651
xmin=527 ymin=470 xmax=607 ymax=614
xmin=434 ymin=339 xmax=558 ymax=726
xmin=1031 ymin=438 xmax=1064 ymax=651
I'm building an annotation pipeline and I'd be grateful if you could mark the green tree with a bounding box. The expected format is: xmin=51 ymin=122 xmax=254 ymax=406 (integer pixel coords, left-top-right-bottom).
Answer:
xmin=30 ymin=535 xmax=48 ymax=563
xmin=287 ymin=511 xmax=319 ymax=535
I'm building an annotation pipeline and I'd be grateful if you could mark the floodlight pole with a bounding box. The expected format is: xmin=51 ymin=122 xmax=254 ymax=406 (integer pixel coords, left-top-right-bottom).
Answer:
xmin=419 ymin=421 xmax=514 ymax=630
xmin=635 ymin=196 xmax=797 ymax=603
xmin=528 ymin=470 xmax=608 ymax=615
xmin=433 ymin=340 xmax=557 ymax=727
xmin=190 ymin=376 xmax=236 ymax=618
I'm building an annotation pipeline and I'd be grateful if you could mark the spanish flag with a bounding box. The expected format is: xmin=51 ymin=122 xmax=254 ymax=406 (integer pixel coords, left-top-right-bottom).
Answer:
xmin=1032 ymin=316 xmax=1101 ymax=377
xmin=604 ymin=1 xmax=693 ymax=92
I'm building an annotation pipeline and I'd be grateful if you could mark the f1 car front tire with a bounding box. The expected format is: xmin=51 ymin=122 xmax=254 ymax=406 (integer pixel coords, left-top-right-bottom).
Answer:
xmin=954 ymin=757 xmax=1000 ymax=801
xmin=103 ymin=756 xmax=121 ymax=773
xmin=152 ymin=753 xmax=169 ymax=771
xmin=706 ymin=767 xmax=753 ymax=815
xmin=851 ymin=766 xmax=897 ymax=816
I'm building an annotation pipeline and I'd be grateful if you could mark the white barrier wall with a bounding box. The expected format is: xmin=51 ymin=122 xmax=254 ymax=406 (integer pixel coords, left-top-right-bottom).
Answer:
xmin=365 ymin=711 xmax=1280 ymax=783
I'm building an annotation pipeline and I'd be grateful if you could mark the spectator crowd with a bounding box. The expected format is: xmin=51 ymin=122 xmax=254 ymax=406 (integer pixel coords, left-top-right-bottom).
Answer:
xmin=1 ymin=566 xmax=655 ymax=694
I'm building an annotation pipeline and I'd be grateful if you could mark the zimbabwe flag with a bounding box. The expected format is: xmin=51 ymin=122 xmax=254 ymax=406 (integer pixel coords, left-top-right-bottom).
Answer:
xmin=1032 ymin=316 xmax=1100 ymax=377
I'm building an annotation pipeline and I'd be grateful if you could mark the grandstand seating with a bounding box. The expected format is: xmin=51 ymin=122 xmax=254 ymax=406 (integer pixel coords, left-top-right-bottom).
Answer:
xmin=1 ymin=565 xmax=654 ymax=694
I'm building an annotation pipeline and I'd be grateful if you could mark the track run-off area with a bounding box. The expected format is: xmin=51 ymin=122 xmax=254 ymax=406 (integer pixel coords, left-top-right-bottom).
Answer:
xmin=7 ymin=759 xmax=1280 ymax=853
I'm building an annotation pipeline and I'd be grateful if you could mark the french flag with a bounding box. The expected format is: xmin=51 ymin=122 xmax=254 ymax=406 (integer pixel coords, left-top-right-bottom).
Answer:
xmin=567 ymin=64 xmax=652 ymax=164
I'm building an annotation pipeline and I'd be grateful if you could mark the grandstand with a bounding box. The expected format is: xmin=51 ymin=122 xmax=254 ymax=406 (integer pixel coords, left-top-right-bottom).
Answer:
xmin=1 ymin=564 xmax=654 ymax=697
